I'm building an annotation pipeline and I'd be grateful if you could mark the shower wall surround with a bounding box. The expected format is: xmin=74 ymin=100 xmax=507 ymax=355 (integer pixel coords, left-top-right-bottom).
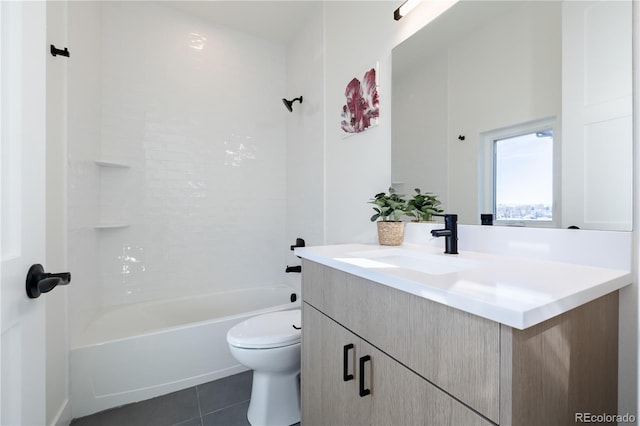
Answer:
xmin=99 ymin=2 xmax=288 ymax=302
xmin=69 ymin=1 xmax=288 ymax=344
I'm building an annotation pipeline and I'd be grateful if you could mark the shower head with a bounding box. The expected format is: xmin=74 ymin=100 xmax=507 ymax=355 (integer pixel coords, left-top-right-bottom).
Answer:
xmin=282 ymin=96 xmax=303 ymax=112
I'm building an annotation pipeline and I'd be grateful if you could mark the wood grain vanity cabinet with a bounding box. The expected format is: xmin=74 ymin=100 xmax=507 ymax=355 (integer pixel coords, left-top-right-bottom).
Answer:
xmin=301 ymin=260 xmax=619 ymax=426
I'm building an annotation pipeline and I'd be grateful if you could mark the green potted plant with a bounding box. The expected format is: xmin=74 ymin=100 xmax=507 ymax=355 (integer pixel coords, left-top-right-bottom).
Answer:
xmin=406 ymin=188 xmax=443 ymax=222
xmin=369 ymin=187 xmax=407 ymax=246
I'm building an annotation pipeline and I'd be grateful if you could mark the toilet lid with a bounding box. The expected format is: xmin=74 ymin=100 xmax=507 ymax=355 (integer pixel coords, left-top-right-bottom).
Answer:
xmin=227 ymin=309 xmax=301 ymax=349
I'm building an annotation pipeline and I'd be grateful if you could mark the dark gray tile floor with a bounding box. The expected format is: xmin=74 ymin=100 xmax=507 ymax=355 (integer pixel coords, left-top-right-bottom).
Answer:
xmin=70 ymin=371 xmax=253 ymax=426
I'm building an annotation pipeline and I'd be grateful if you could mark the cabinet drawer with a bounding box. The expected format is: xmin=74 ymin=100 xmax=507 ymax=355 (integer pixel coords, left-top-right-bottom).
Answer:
xmin=302 ymin=260 xmax=500 ymax=423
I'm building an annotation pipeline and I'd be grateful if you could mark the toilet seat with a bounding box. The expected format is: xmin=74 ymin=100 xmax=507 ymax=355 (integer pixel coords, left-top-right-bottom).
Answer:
xmin=227 ymin=309 xmax=301 ymax=349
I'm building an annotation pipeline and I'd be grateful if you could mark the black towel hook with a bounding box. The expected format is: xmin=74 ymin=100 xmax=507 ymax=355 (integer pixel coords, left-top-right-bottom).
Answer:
xmin=50 ymin=44 xmax=70 ymax=58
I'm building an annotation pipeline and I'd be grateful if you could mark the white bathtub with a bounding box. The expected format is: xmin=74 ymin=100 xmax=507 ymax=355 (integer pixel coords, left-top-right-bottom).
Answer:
xmin=70 ymin=285 xmax=300 ymax=418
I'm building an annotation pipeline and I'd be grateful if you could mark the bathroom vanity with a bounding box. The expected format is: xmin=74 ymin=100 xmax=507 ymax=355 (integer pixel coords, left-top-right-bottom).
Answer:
xmin=297 ymin=243 xmax=630 ymax=425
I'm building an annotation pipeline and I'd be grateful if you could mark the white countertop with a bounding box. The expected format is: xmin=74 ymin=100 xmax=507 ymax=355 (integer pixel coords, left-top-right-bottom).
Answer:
xmin=295 ymin=243 xmax=632 ymax=330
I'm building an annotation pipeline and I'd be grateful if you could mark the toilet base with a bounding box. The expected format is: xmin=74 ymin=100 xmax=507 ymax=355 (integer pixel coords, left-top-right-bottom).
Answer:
xmin=247 ymin=371 xmax=300 ymax=426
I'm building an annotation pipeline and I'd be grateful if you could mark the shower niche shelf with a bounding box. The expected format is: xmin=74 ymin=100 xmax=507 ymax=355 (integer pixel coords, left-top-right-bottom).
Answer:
xmin=95 ymin=160 xmax=130 ymax=169
xmin=94 ymin=161 xmax=131 ymax=229
xmin=94 ymin=223 xmax=130 ymax=230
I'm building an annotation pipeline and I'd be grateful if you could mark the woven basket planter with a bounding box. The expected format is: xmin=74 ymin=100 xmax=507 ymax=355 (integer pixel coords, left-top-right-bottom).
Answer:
xmin=376 ymin=221 xmax=404 ymax=246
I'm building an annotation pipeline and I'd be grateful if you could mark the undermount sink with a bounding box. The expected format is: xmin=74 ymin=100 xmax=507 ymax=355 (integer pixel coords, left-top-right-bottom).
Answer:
xmin=341 ymin=248 xmax=483 ymax=275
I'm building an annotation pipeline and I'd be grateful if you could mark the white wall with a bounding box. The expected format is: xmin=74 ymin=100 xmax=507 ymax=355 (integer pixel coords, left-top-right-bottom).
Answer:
xmin=67 ymin=0 xmax=102 ymax=355
xmin=324 ymin=1 xmax=398 ymax=244
xmin=46 ymin=2 xmax=71 ymax=424
xmin=284 ymin=5 xmax=325 ymax=293
xmin=630 ymin=0 xmax=640 ymax=419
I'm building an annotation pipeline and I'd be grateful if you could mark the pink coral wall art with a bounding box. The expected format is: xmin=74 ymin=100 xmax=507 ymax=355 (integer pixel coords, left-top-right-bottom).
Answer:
xmin=340 ymin=64 xmax=379 ymax=136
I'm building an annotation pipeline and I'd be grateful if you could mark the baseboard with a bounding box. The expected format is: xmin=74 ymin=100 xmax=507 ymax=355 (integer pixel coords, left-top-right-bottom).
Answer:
xmin=50 ymin=398 xmax=71 ymax=426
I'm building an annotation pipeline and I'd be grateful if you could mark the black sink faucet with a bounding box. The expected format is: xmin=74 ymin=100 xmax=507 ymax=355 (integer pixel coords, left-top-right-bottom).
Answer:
xmin=430 ymin=214 xmax=458 ymax=254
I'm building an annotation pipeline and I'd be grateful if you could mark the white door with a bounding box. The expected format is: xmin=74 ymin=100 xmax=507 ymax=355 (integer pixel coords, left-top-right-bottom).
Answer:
xmin=1 ymin=1 xmax=48 ymax=425
xmin=561 ymin=0 xmax=633 ymax=230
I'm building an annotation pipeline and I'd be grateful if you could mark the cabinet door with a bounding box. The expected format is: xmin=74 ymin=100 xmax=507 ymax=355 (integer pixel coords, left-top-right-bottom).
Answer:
xmin=362 ymin=339 xmax=493 ymax=426
xmin=302 ymin=303 xmax=370 ymax=425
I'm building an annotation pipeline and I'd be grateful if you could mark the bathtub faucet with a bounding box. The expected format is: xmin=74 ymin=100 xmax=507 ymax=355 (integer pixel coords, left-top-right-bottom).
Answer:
xmin=290 ymin=238 xmax=305 ymax=252
xmin=287 ymin=238 xmax=305 ymax=273
xmin=430 ymin=214 xmax=458 ymax=254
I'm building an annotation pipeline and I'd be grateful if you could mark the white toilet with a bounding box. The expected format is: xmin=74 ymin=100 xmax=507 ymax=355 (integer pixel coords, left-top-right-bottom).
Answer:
xmin=226 ymin=309 xmax=302 ymax=426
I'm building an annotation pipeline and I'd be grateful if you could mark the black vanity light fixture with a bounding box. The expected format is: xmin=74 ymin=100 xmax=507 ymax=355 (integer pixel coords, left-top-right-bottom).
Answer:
xmin=394 ymin=0 xmax=422 ymax=20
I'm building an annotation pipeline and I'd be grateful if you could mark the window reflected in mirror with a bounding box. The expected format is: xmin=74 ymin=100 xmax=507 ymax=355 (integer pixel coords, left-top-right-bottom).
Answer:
xmin=480 ymin=117 xmax=558 ymax=227
xmin=494 ymin=129 xmax=553 ymax=225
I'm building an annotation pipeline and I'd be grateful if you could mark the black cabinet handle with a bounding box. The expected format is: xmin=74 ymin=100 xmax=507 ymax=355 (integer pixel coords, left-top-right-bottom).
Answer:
xmin=359 ymin=355 xmax=371 ymax=397
xmin=343 ymin=344 xmax=354 ymax=381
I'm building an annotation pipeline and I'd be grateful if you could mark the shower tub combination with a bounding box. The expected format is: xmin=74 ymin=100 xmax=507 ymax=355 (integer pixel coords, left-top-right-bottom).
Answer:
xmin=70 ymin=285 xmax=299 ymax=418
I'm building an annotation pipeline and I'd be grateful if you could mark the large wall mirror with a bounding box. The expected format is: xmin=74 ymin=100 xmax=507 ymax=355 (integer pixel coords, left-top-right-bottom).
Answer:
xmin=392 ymin=0 xmax=632 ymax=231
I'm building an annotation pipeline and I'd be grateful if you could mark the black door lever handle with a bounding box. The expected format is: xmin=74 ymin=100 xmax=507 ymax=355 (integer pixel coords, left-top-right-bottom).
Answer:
xmin=26 ymin=264 xmax=71 ymax=298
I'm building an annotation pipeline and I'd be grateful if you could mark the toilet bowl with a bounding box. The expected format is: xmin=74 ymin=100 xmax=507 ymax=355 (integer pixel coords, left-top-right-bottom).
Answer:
xmin=226 ymin=309 xmax=301 ymax=426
